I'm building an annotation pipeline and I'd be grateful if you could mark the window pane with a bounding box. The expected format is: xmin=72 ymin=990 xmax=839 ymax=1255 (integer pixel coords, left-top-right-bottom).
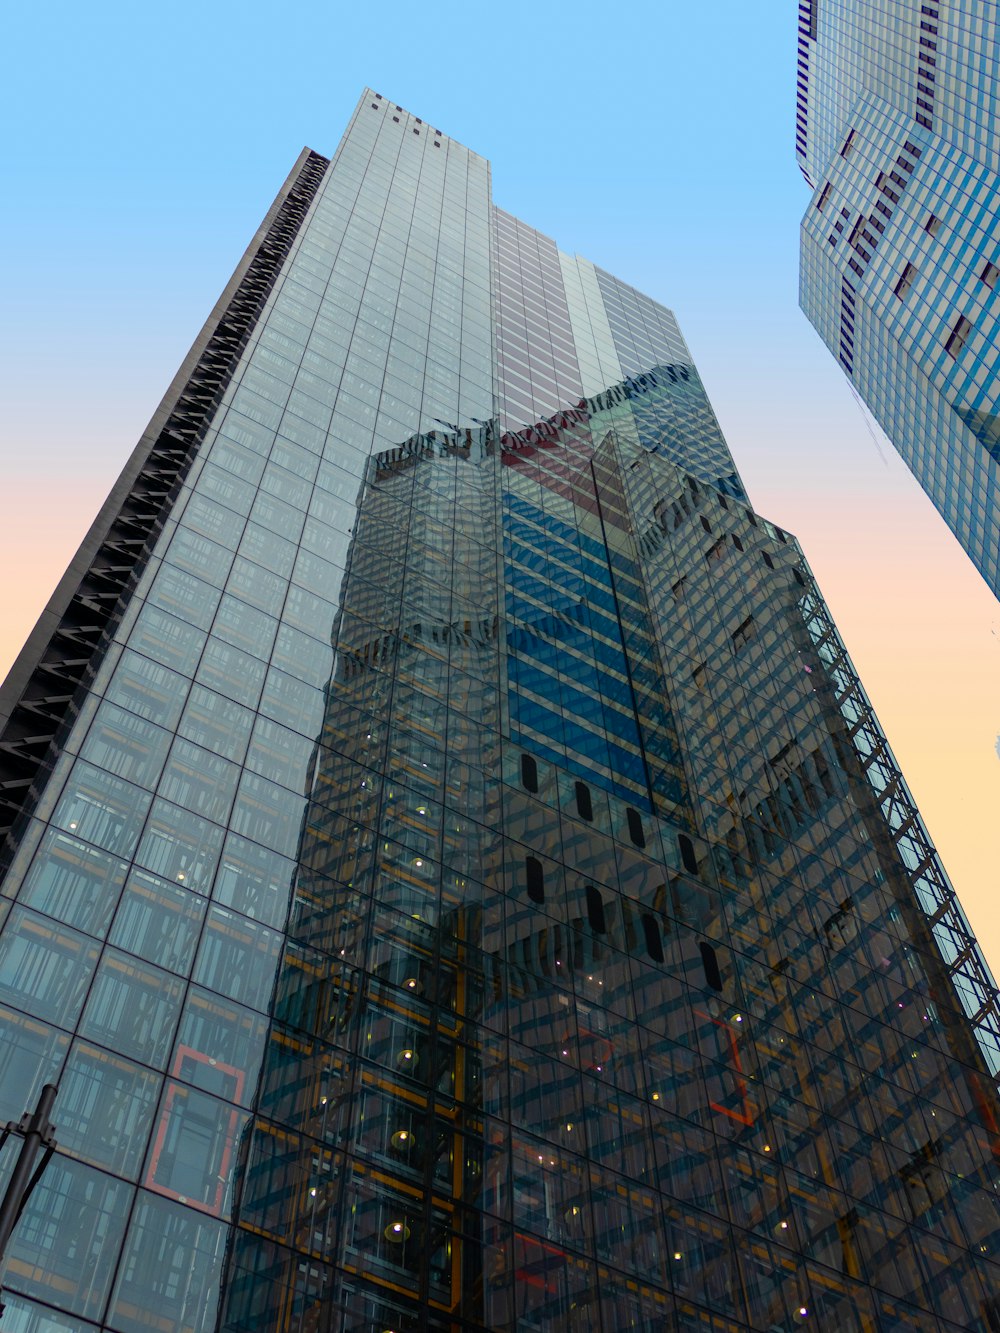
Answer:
xmin=0 ymin=907 xmax=99 ymax=1027
xmin=17 ymin=828 xmax=128 ymax=938
xmin=108 ymin=1191 xmax=226 ymax=1333
xmin=79 ymin=947 xmax=184 ymax=1070
xmin=4 ymin=1156 xmax=130 ymax=1322
xmin=57 ymin=1040 xmax=160 ymax=1177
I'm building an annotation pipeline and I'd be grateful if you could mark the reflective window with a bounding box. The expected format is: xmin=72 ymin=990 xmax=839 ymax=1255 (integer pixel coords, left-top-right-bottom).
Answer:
xmin=79 ymin=947 xmax=184 ymax=1069
xmin=57 ymin=1040 xmax=160 ymax=1177
xmin=108 ymin=1191 xmax=226 ymax=1332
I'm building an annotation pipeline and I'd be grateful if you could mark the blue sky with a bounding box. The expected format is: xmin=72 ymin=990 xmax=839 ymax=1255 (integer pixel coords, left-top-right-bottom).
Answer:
xmin=3 ymin=0 xmax=999 ymax=968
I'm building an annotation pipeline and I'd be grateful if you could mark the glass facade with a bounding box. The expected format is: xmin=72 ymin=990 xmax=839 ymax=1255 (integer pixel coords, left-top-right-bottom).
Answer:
xmin=797 ymin=0 xmax=1000 ymax=597
xmin=0 ymin=88 xmax=999 ymax=1331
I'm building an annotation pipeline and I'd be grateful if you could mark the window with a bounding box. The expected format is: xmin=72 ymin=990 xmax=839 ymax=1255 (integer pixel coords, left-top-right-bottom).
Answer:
xmin=925 ymin=213 xmax=941 ymax=236
xmin=903 ymin=139 xmax=923 ymax=157
xmin=894 ymin=263 xmax=917 ymax=300
xmin=980 ymin=261 xmax=999 ymax=290
xmin=840 ymin=129 xmax=855 ymax=158
xmin=816 ymin=182 xmax=832 ymax=211
xmin=732 ymin=616 xmax=756 ymax=652
xmin=705 ymin=538 xmax=726 ymax=565
xmin=700 ymin=516 xmax=712 ymax=534
xmin=731 ymin=533 xmax=744 ymax=552
xmin=520 ymin=753 xmax=538 ymax=793
xmin=945 ymin=315 xmax=972 ymax=358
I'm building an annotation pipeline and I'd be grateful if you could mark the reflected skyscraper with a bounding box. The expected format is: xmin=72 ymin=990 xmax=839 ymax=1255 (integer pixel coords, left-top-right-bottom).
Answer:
xmin=0 ymin=91 xmax=998 ymax=1332
xmin=796 ymin=0 xmax=1000 ymax=597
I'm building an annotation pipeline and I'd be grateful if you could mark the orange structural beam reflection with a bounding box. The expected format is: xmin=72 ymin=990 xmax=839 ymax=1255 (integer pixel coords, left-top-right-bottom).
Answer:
xmin=696 ymin=1009 xmax=755 ymax=1127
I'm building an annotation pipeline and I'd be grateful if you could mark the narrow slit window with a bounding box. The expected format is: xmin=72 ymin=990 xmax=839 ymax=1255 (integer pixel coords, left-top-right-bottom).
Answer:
xmin=520 ymin=753 xmax=538 ymax=793
xmin=575 ymin=782 xmax=593 ymax=822
xmin=585 ymin=885 xmax=607 ymax=934
xmin=678 ymin=834 xmax=698 ymax=876
xmin=699 ymin=941 xmax=724 ymax=992
xmin=980 ymin=261 xmax=998 ymax=290
xmin=525 ymin=856 xmax=544 ymax=905
xmin=642 ymin=914 xmax=664 ymax=963
xmin=626 ymin=807 xmax=646 ymax=848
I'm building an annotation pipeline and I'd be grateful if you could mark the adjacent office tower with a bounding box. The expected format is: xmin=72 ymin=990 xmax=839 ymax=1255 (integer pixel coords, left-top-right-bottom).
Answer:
xmin=0 ymin=91 xmax=998 ymax=1333
xmin=796 ymin=0 xmax=1000 ymax=597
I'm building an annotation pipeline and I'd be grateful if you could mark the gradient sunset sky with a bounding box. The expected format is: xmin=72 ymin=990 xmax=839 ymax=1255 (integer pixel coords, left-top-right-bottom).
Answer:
xmin=3 ymin=0 xmax=998 ymax=971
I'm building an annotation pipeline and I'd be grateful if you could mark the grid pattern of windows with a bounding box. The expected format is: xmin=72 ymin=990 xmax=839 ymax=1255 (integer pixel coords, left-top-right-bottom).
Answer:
xmin=798 ymin=3 xmax=1000 ymax=597
xmin=0 ymin=88 xmax=997 ymax=1332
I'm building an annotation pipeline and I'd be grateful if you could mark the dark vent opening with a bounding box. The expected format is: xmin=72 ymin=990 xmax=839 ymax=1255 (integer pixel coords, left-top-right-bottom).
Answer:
xmin=678 ymin=834 xmax=698 ymax=876
xmin=586 ymin=885 xmax=607 ymax=934
xmin=575 ymin=782 xmax=593 ymax=822
xmin=626 ymin=807 xmax=646 ymax=848
xmin=642 ymin=914 xmax=665 ymax=963
xmin=699 ymin=941 xmax=724 ymax=992
xmin=526 ymin=856 xmax=545 ymax=905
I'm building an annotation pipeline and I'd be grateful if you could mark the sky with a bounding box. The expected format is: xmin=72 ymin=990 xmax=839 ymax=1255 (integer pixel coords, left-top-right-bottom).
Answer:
xmin=2 ymin=0 xmax=998 ymax=972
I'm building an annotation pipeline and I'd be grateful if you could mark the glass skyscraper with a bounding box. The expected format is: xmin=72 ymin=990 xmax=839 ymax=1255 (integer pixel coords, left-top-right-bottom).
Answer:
xmin=796 ymin=0 xmax=1000 ymax=597
xmin=0 ymin=90 xmax=998 ymax=1332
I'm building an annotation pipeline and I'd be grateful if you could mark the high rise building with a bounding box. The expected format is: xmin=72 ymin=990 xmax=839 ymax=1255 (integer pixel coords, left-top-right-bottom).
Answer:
xmin=796 ymin=0 xmax=1000 ymax=597
xmin=0 ymin=90 xmax=998 ymax=1332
